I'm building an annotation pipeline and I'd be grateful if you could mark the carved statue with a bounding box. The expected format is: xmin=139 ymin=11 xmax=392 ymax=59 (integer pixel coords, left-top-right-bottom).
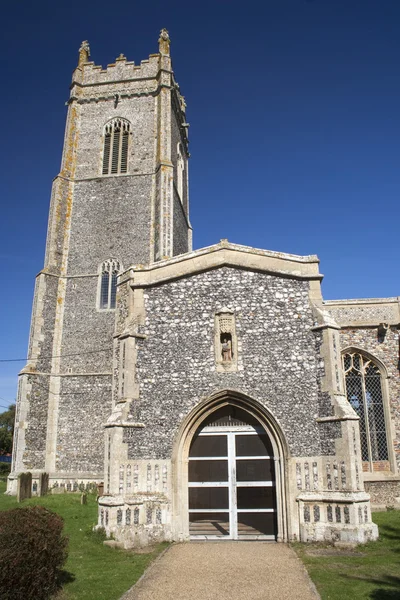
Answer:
xmin=78 ymin=40 xmax=90 ymax=67
xmin=221 ymin=336 xmax=232 ymax=362
xmin=159 ymin=28 xmax=170 ymax=41
xmin=158 ymin=28 xmax=171 ymax=56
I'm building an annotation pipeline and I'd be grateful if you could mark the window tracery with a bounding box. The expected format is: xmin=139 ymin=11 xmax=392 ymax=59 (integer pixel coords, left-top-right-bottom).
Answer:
xmin=102 ymin=118 xmax=131 ymax=175
xmin=343 ymin=351 xmax=389 ymax=468
xmin=98 ymin=259 xmax=122 ymax=310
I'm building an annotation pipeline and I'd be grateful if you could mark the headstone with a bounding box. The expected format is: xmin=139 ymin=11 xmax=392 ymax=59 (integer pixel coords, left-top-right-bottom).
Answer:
xmin=39 ymin=472 xmax=49 ymax=496
xmin=97 ymin=482 xmax=104 ymax=497
xmin=17 ymin=472 xmax=32 ymax=502
xmin=81 ymin=493 xmax=87 ymax=505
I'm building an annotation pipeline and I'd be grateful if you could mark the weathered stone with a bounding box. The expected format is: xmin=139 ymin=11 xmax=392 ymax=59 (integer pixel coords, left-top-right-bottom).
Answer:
xmin=17 ymin=472 xmax=32 ymax=502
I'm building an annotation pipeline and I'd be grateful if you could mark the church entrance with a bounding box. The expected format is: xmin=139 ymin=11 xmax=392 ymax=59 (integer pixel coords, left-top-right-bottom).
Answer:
xmin=188 ymin=406 xmax=277 ymax=540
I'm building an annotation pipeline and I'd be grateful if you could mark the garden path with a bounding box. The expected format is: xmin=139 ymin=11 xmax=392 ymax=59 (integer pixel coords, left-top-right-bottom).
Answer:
xmin=123 ymin=542 xmax=320 ymax=600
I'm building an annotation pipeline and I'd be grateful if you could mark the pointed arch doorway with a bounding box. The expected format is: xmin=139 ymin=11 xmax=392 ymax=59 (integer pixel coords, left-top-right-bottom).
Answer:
xmin=188 ymin=405 xmax=278 ymax=540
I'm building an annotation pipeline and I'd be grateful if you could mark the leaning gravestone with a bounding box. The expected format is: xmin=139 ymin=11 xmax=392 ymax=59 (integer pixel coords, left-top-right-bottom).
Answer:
xmin=17 ymin=472 xmax=32 ymax=502
xmin=39 ymin=472 xmax=49 ymax=496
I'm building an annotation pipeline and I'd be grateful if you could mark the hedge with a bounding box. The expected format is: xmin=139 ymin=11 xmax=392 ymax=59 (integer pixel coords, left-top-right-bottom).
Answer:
xmin=0 ymin=505 xmax=68 ymax=599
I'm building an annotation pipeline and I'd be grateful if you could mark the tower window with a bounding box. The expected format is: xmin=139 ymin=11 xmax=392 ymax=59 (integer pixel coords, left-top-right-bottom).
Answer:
xmin=177 ymin=143 xmax=184 ymax=200
xmin=343 ymin=351 xmax=389 ymax=469
xmin=98 ymin=259 xmax=122 ymax=310
xmin=102 ymin=119 xmax=131 ymax=175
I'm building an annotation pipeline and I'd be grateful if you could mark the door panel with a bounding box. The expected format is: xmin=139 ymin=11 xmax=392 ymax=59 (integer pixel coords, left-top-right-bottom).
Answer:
xmin=237 ymin=486 xmax=275 ymax=509
xmin=189 ymin=460 xmax=228 ymax=482
xmin=189 ymin=512 xmax=230 ymax=536
xmin=189 ymin=486 xmax=229 ymax=510
xmin=237 ymin=512 xmax=277 ymax=536
xmin=190 ymin=435 xmax=227 ymax=457
xmin=236 ymin=458 xmax=274 ymax=481
xmin=235 ymin=434 xmax=272 ymax=456
xmin=188 ymin=416 xmax=278 ymax=540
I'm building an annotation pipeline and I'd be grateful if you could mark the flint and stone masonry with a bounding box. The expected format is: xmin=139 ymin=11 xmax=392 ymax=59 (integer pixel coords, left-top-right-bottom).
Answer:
xmin=9 ymin=32 xmax=400 ymax=546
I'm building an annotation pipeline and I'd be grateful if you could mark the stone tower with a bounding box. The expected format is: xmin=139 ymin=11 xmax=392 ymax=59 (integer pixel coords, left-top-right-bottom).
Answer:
xmin=8 ymin=30 xmax=191 ymax=492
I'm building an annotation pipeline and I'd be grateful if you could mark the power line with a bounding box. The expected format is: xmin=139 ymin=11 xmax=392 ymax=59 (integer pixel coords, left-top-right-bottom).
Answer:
xmin=0 ymin=347 xmax=113 ymax=363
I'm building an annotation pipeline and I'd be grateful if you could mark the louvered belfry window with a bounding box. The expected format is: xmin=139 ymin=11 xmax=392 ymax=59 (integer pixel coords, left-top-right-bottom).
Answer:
xmin=99 ymin=259 xmax=122 ymax=309
xmin=343 ymin=352 xmax=389 ymax=466
xmin=102 ymin=119 xmax=130 ymax=175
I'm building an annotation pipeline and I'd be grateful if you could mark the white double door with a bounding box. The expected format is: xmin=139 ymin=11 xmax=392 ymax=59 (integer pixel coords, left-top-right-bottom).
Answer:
xmin=188 ymin=425 xmax=277 ymax=540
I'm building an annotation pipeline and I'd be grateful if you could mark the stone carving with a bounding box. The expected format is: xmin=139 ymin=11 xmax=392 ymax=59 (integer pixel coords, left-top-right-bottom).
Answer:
xmin=156 ymin=506 xmax=162 ymax=524
xmin=327 ymin=505 xmax=333 ymax=522
xmin=221 ymin=336 xmax=232 ymax=362
xmin=159 ymin=28 xmax=170 ymax=41
xmin=304 ymin=462 xmax=310 ymax=490
xmin=313 ymin=505 xmax=320 ymax=522
xmin=296 ymin=463 xmax=302 ymax=490
xmin=340 ymin=462 xmax=346 ymax=488
xmin=344 ymin=506 xmax=350 ymax=524
xmin=79 ymin=40 xmax=90 ymax=55
xmin=78 ymin=40 xmax=90 ymax=67
xmin=304 ymin=505 xmax=310 ymax=523
xmin=312 ymin=462 xmax=318 ymax=490
xmin=215 ymin=311 xmax=238 ymax=371
xmin=335 ymin=506 xmax=341 ymax=523
xmin=158 ymin=29 xmax=170 ymax=55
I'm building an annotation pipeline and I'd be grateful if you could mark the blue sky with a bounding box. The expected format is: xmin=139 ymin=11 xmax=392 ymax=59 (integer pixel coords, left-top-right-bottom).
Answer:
xmin=0 ymin=0 xmax=399 ymax=406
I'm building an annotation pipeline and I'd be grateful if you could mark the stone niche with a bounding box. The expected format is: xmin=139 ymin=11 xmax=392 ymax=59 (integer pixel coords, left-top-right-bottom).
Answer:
xmin=215 ymin=310 xmax=238 ymax=372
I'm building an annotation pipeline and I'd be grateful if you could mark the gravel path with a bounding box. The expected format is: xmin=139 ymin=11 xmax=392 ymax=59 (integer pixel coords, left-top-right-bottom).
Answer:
xmin=123 ymin=542 xmax=320 ymax=600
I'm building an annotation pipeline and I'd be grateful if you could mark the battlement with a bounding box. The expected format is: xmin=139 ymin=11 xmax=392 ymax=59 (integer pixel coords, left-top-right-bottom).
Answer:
xmin=73 ymin=53 xmax=161 ymax=86
xmin=70 ymin=30 xmax=177 ymax=102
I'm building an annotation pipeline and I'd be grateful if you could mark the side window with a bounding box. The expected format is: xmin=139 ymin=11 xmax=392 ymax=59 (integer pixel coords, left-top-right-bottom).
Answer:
xmin=177 ymin=143 xmax=184 ymax=200
xmin=343 ymin=351 xmax=389 ymax=470
xmin=102 ymin=118 xmax=131 ymax=175
xmin=98 ymin=259 xmax=122 ymax=310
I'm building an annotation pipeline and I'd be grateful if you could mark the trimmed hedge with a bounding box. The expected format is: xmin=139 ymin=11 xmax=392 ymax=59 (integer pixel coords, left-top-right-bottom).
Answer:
xmin=0 ymin=463 xmax=10 ymax=477
xmin=0 ymin=505 xmax=68 ymax=599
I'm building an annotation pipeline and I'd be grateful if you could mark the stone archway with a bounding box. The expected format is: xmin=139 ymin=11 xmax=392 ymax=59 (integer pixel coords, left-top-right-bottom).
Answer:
xmin=171 ymin=390 xmax=289 ymax=542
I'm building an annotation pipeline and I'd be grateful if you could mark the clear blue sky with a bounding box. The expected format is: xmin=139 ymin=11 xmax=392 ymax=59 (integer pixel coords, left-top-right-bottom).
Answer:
xmin=0 ymin=0 xmax=399 ymax=406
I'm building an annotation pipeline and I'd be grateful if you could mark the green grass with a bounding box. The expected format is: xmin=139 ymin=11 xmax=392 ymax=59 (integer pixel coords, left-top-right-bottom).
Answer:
xmin=294 ymin=511 xmax=400 ymax=600
xmin=0 ymin=481 xmax=167 ymax=599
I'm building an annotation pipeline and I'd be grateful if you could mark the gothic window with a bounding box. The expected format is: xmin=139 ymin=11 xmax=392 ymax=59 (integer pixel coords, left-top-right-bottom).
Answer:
xmin=177 ymin=143 xmax=184 ymax=200
xmin=98 ymin=259 xmax=122 ymax=310
xmin=102 ymin=118 xmax=131 ymax=175
xmin=343 ymin=351 xmax=389 ymax=468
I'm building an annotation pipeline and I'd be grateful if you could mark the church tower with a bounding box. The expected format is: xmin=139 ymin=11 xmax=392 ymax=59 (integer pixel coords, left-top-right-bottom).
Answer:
xmin=8 ymin=30 xmax=191 ymax=491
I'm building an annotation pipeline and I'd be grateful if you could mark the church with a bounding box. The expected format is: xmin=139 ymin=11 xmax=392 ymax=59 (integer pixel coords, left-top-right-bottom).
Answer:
xmin=8 ymin=31 xmax=400 ymax=546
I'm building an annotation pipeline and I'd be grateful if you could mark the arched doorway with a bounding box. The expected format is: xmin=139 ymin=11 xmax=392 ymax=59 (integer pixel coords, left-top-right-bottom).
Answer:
xmin=188 ymin=405 xmax=277 ymax=540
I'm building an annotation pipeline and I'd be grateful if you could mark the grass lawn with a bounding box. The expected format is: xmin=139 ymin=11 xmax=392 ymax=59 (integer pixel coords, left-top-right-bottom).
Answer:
xmin=0 ymin=480 xmax=167 ymax=600
xmin=294 ymin=511 xmax=400 ymax=600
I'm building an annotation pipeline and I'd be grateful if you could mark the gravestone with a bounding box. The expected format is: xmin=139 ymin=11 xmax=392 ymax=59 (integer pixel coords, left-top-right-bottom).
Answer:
xmin=39 ymin=472 xmax=49 ymax=496
xmin=17 ymin=472 xmax=32 ymax=502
